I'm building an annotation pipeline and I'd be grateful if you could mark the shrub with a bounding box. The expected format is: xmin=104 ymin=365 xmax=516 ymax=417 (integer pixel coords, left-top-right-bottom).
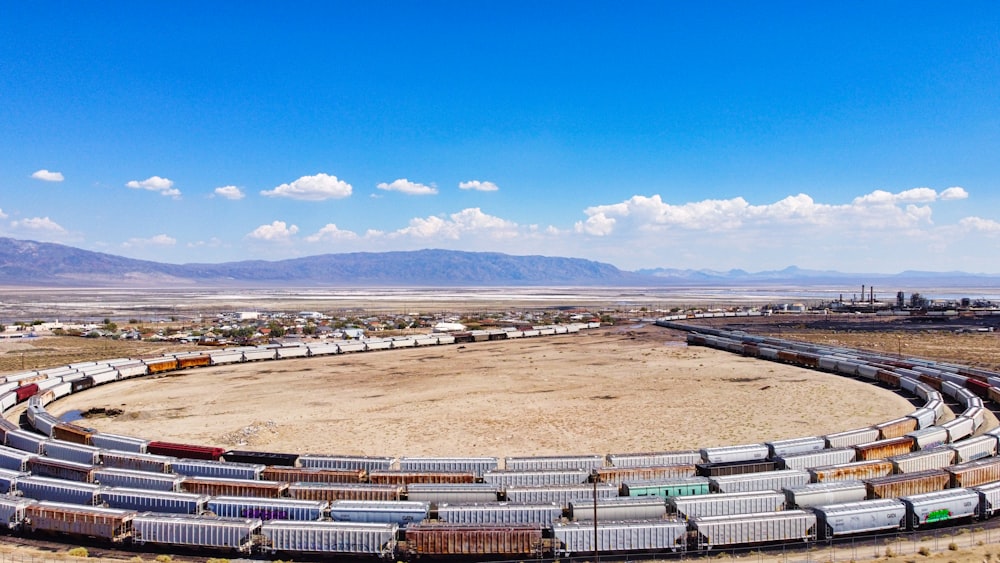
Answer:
xmin=885 ymin=547 xmax=896 ymax=558
xmin=918 ymin=546 xmax=931 ymax=556
xmin=948 ymin=542 xmax=958 ymax=551
xmin=67 ymin=547 xmax=88 ymax=558
xmin=155 ymin=556 xmax=172 ymax=563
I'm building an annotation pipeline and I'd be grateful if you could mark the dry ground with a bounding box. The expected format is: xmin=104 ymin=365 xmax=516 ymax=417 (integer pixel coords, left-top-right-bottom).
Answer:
xmin=34 ymin=325 xmax=915 ymax=458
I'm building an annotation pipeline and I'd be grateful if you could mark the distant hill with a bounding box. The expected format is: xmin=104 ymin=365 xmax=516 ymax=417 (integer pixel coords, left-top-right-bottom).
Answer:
xmin=0 ymin=238 xmax=643 ymax=286
xmin=1 ymin=237 xmax=996 ymax=288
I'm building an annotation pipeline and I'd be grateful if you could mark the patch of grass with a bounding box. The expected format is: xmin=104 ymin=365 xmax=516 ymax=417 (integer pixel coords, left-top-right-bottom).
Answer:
xmin=67 ymin=547 xmax=88 ymax=558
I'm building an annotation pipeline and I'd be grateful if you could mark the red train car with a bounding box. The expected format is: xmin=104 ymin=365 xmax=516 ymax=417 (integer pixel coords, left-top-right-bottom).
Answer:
xmin=965 ymin=377 xmax=991 ymax=400
xmin=146 ymin=440 xmax=225 ymax=461
xmin=14 ymin=383 xmax=39 ymax=403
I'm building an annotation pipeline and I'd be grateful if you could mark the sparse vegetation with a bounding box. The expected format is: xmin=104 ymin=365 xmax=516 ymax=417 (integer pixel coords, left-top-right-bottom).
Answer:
xmin=67 ymin=547 xmax=88 ymax=557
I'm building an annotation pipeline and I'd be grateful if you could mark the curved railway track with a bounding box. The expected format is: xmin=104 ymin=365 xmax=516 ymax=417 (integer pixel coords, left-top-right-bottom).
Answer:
xmin=2 ymin=318 xmax=1000 ymax=560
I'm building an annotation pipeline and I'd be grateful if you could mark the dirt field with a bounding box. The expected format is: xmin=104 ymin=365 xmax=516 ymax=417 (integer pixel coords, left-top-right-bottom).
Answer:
xmin=37 ymin=325 xmax=921 ymax=458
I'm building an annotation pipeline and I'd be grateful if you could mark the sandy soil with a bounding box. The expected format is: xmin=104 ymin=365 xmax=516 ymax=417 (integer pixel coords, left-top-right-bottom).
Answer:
xmin=43 ymin=325 xmax=919 ymax=459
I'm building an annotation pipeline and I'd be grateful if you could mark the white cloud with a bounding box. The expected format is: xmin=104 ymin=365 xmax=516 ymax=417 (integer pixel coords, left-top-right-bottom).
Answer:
xmin=214 ymin=185 xmax=245 ymax=200
xmin=392 ymin=208 xmax=518 ymax=239
xmin=576 ymin=187 xmax=971 ymax=238
xmin=261 ymin=173 xmax=352 ymax=201
xmin=459 ymin=180 xmax=499 ymax=192
xmin=126 ymin=176 xmax=180 ymax=198
xmin=12 ymin=216 xmax=67 ymax=233
xmin=377 ymin=178 xmax=438 ymax=195
xmin=187 ymin=237 xmax=224 ymax=248
xmin=0 ymin=209 xmax=6 ymax=219
xmin=959 ymin=216 xmax=1000 ymax=234
xmin=123 ymin=234 xmax=177 ymax=248
xmin=31 ymin=169 xmax=64 ymax=182
xmin=305 ymin=223 xmax=359 ymax=242
xmin=247 ymin=220 xmax=299 ymax=241
xmin=940 ymin=186 xmax=969 ymax=200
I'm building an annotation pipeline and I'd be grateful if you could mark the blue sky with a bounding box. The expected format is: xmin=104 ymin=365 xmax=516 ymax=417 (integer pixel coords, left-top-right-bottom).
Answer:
xmin=2 ymin=2 xmax=998 ymax=273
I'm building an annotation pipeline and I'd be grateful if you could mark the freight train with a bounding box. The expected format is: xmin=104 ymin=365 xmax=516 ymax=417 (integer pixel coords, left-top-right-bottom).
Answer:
xmin=3 ymin=319 xmax=1000 ymax=557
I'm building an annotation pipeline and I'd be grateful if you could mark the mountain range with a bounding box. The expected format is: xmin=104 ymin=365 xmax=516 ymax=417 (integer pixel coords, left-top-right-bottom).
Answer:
xmin=0 ymin=237 xmax=996 ymax=288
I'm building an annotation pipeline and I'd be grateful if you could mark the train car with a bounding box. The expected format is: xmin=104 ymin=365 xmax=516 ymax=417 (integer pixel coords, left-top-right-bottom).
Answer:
xmin=889 ymin=448 xmax=956 ymax=474
xmin=146 ymin=441 xmax=225 ymax=461
xmin=906 ymin=426 xmax=949 ymax=451
xmin=327 ymin=500 xmax=428 ymax=526
xmin=173 ymin=352 xmax=212 ymax=369
xmin=52 ymin=423 xmax=95 ymax=446
xmin=825 ymin=427 xmax=879 ymax=449
xmin=783 ymin=480 xmax=868 ymax=509
xmin=853 ymin=436 xmax=915 ymax=461
xmin=405 ymin=483 xmax=500 ymax=504
xmin=902 ymin=488 xmax=980 ymax=529
xmin=16 ymin=476 xmax=101 ymax=505
xmin=222 ymin=449 xmax=299 ymax=467
xmin=669 ymin=490 xmax=785 ymax=520
xmin=865 ymin=469 xmax=950 ymax=499
xmin=99 ymin=487 xmax=209 ymax=515
xmin=813 ymin=499 xmax=906 ymax=540
xmin=941 ymin=417 xmax=975 ymax=443
xmin=765 ymin=436 xmax=825 ymax=458
xmin=504 ymin=483 xmax=618 ymax=506
xmin=708 ymin=469 xmax=810 ymax=494
xmin=809 ymin=460 xmax=894 ymax=483
xmin=569 ymin=496 xmax=667 ymax=522
xmin=875 ymin=417 xmax=918 ymax=440
xmin=483 ymin=469 xmax=589 ymax=488
xmin=690 ymin=510 xmax=817 ymax=550
xmin=399 ymin=456 xmax=498 ymax=477
xmin=606 ymin=450 xmax=702 ymax=467
xmin=99 ymin=450 xmax=174 ymax=473
xmin=89 ymin=432 xmax=149 ymax=453
xmin=552 ymin=520 xmax=687 ymax=556
xmin=25 ymin=501 xmax=134 ymax=542
xmin=260 ymin=520 xmax=398 ymax=556
xmin=142 ymin=357 xmax=178 ymax=374
xmin=131 ymin=513 xmax=261 ymax=553
xmin=776 ymin=448 xmax=855 ymax=471
xmin=179 ymin=477 xmax=287 ymax=499
xmin=287 ymin=482 xmax=402 ymax=502
xmin=622 ymin=477 xmax=711 ymax=498
xmin=93 ymin=467 xmax=184 ymax=492
xmin=437 ymin=502 xmax=563 ymax=525
xmin=0 ymin=494 xmax=34 ymax=530
xmin=699 ymin=444 xmax=769 ymax=464
xmin=594 ymin=464 xmax=697 ymax=484
xmin=170 ymin=459 xmax=265 ymax=480
xmin=206 ymin=496 xmax=327 ymax=521
xmin=948 ymin=435 xmax=998 ymax=463
xmin=406 ymin=522 xmax=545 ymax=557
xmin=261 ymin=466 xmax=365 ymax=484
xmin=43 ymin=441 xmax=101 ymax=465
xmin=369 ymin=470 xmax=475 ymax=485
xmin=946 ymin=457 xmax=1000 ymax=489
xmin=298 ymin=454 xmax=394 ymax=472
xmin=503 ymin=454 xmax=604 ymax=471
